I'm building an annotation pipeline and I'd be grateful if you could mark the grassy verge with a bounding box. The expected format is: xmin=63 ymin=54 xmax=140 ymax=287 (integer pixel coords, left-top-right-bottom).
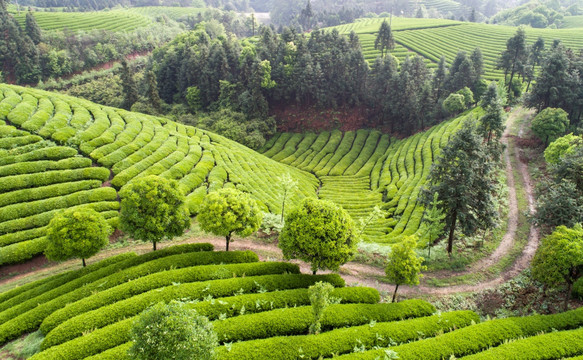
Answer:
xmin=0 ymin=332 xmax=43 ymax=360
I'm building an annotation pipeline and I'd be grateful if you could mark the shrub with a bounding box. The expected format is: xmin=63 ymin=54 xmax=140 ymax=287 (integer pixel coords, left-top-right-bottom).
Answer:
xmin=531 ymin=108 xmax=569 ymax=146
xmin=128 ymin=301 xmax=217 ymax=360
xmin=215 ymin=311 xmax=478 ymax=360
xmin=338 ymin=307 xmax=583 ymax=359
xmin=573 ymin=277 xmax=583 ymax=300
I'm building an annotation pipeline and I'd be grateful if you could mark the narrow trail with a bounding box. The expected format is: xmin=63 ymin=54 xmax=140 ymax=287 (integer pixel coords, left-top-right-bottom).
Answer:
xmin=199 ymin=107 xmax=541 ymax=297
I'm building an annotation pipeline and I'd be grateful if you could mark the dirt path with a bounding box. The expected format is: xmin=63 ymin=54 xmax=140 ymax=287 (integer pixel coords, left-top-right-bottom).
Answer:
xmin=0 ymin=109 xmax=541 ymax=298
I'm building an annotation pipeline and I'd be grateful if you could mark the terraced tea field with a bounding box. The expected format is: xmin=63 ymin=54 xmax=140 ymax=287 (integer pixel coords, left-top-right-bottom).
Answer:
xmin=1 ymin=243 xmax=582 ymax=360
xmin=128 ymin=6 xmax=206 ymax=20
xmin=326 ymin=18 xmax=583 ymax=79
xmin=260 ymin=113 xmax=469 ymax=243
xmin=13 ymin=10 xmax=152 ymax=32
xmin=0 ymin=84 xmax=318 ymax=265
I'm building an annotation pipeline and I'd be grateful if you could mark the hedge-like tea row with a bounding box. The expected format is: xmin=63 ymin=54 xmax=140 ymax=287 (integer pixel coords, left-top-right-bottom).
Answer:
xmin=0 ymin=243 xmax=214 ymax=344
xmin=214 ymin=310 xmax=479 ymax=360
xmin=459 ymin=327 xmax=583 ymax=360
xmin=338 ymin=307 xmax=583 ymax=359
xmin=0 ymin=180 xmax=103 ymax=209
xmin=0 ymin=253 xmax=135 ymax=313
xmin=213 ymin=299 xmax=436 ymax=343
xmin=0 ymin=168 xmax=110 ymax=193
xmin=39 ymin=249 xmax=256 ymax=333
xmin=30 ymin=274 xmax=344 ymax=360
xmin=40 ymin=288 xmax=377 ymax=360
xmin=0 ymin=146 xmax=77 ymax=166
xmin=42 ymin=262 xmax=300 ymax=347
xmin=0 ymin=157 xmax=92 ymax=177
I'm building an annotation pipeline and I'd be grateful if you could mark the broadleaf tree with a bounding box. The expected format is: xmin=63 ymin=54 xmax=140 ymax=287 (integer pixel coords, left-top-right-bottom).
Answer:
xmin=120 ymin=175 xmax=190 ymax=251
xmin=385 ymin=236 xmax=426 ymax=302
xmin=531 ymin=224 xmax=583 ymax=311
xmin=198 ymin=188 xmax=262 ymax=251
xmin=44 ymin=208 xmax=111 ymax=267
xmin=129 ymin=301 xmax=218 ymax=360
xmin=531 ymin=107 xmax=569 ymax=146
xmin=422 ymin=119 xmax=498 ymax=256
xmin=279 ymin=198 xmax=357 ymax=274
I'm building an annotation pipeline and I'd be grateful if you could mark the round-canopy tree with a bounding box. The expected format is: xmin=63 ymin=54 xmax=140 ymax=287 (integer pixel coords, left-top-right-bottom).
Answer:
xmin=531 ymin=107 xmax=569 ymax=146
xmin=385 ymin=235 xmax=426 ymax=302
xmin=44 ymin=208 xmax=111 ymax=267
xmin=197 ymin=188 xmax=262 ymax=251
xmin=120 ymin=175 xmax=190 ymax=251
xmin=129 ymin=301 xmax=218 ymax=360
xmin=532 ymin=224 xmax=583 ymax=310
xmin=279 ymin=198 xmax=357 ymax=274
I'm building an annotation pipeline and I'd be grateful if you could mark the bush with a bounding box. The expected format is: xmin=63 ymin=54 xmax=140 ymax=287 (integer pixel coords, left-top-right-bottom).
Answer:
xmin=0 ymin=168 xmax=110 ymax=193
xmin=128 ymin=301 xmax=217 ymax=360
xmin=0 ymin=180 xmax=103 ymax=209
xmin=30 ymin=275 xmax=344 ymax=360
xmin=215 ymin=311 xmax=478 ymax=360
xmin=531 ymin=108 xmax=569 ymax=146
xmin=42 ymin=262 xmax=298 ymax=347
xmin=339 ymin=307 xmax=583 ymax=359
xmin=0 ymin=243 xmax=213 ymax=344
xmin=213 ymin=299 xmax=435 ymax=343
xmin=461 ymin=327 xmax=583 ymax=360
xmin=40 ymin=250 xmax=257 ymax=335
xmin=573 ymin=277 xmax=583 ymax=300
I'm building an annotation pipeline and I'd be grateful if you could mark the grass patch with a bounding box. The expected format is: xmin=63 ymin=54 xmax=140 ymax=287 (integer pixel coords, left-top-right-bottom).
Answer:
xmin=0 ymin=331 xmax=44 ymax=359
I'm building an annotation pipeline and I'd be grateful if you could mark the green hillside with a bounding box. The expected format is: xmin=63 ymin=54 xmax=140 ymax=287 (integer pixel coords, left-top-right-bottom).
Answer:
xmin=0 ymin=84 xmax=318 ymax=265
xmin=12 ymin=10 xmax=152 ymax=32
xmin=128 ymin=6 xmax=205 ymax=20
xmin=0 ymin=243 xmax=582 ymax=359
xmin=326 ymin=17 xmax=583 ymax=79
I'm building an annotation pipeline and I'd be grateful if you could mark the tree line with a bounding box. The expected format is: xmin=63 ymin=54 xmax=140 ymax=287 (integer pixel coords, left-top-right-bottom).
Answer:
xmin=149 ymin=20 xmax=485 ymax=138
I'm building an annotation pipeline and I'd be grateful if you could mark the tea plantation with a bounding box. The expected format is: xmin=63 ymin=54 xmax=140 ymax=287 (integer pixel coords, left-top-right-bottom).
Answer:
xmin=0 ymin=243 xmax=581 ymax=359
xmin=326 ymin=18 xmax=583 ymax=79
xmin=12 ymin=10 xmax=152 ymax=32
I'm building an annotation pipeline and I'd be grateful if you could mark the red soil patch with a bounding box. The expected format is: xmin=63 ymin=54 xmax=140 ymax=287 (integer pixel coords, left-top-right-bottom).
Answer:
xmin=271 ymin=104 xmax=373 ymax=132
xmin=0 ymin=255 xmax=48 ymax=283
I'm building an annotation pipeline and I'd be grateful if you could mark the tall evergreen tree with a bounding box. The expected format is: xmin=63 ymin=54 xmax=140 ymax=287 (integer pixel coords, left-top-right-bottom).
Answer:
xmin=146 ymin=70 xmax=162 ymax=113
xmin=497 ymin=26 xmax=528 ymax=92
xmin=121 ymin=59 xmax=138 ymax=110
xmin=525 ymin=36 xmax=545 ymax=92
xmin=433 ymin=56 xmax=448 ymax=102
xmin=478 ymin=81 xmax=506 ymax=145
xmin=25 ymin=12 xmax=42 ymax=45
xmin=374 ymin=20 xmax=394 ymax=58
xmin=422 ymin=120 xmax=498 ymax=255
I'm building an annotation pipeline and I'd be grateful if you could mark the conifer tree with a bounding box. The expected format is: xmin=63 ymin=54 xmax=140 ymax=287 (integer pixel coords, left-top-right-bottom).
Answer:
xmin=146 ymin=70 xmax=162 ymax=113
xmin=25 ymin=11 xmax=42 ymax=45
xmin=121 ymin=60 xmax=138 ymax=110
xmin=374 ymin=20 xmax=394 ymax=58
xmin=478 ymin=81 xmax=506 ymax=145
xmin=497 ymin=27 xmax=528 ymax=92
xmin=422 ymin=120 xmax=498 ymax=256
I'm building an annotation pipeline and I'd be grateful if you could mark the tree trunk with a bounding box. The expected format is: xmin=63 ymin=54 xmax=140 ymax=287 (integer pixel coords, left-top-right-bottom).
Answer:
xmin=82 ymin=258 xmax=86 ymax=267
xmin=565 ymin=280 xmax=573 ymax=311
xmin=447 ymin=210 xmax=457 ymax=256
xmin=226 ymin=233 xmax=231 ymax=251
xmin=153 ymin=241 xmax=157 ymax=251
xmin=392 ymin=284 xmax=399 ymax=303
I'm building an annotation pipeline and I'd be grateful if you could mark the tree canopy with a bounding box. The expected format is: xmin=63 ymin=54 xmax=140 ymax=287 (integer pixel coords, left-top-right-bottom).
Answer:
xmin=197 ymin=188 xmax=262 ymax=251
xmin=385 ymin=236 xmax=426 ymax=302
xmin=44 ymin=208 xmax=111 ymax=267
xmin=374 ymin=20 xmax=394 ymax=58
xmin=279 ymin=197 xmax=357 ymax=274
xmin=119 ymin=175 xmax=190 ymax=251
xmin=531 ymin=107 xmax=569 ymax=146
xmin=531 ymin=224 xmax=583 ymax=310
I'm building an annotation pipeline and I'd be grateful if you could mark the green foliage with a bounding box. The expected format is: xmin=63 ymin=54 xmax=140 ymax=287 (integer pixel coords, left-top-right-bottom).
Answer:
xmin=534 ymin=179 xmax=583 ymax=228
xmin=385 ymin=236 xmax=426 ymax=302
xmin=531 ymin=108 xmax=570 ymax=145
xmin=308 ymin=281 xmax=336 ymax=334
xmin=215 ymin=311 xmax=478 ymax=360
xmin=279 ymin=198 xmax=357 ymax=274
xmin=456 ymin=87 xmax=474 ymax=106
xmin=478 ymin=81 xmax=506 ymax=143
xmin=44 ymin=208 xmax=111 ymax=266
xmin=531 ymin=224 xmax=583 ymax=309
xmin=443 ymin=93 xmax=466 ymax=114
xmin=573 ymin=277 xmax=583 ymax=300
xmin=186 ymin=86 xmax=202 ymax=112
xmin=277 ymin=172 xmax=298 ymax=222
xmin=544 ymin=133 xmax=582 ymax=164
xmin=120 ymin=175 xmax=190 ymax=250
xmin=419 ymin=192 xmax=446 ymax=258
xmin=374 ymin=20 xmax=395 ymax=57
xmin=198 ymin=188 xmax=262 ymax=251
xmin=128 ymin=301 xmax=217 ymax=360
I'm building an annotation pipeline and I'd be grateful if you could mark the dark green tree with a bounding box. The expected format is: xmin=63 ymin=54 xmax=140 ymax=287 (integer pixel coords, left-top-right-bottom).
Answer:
xmin=45 ymin=208 xmax=111 ymax=267
xmin=531 ymin=107 xmax=569 ymax=146
xmin=146 ymin=70 xmax=162 ymax=113
xmin=299 ymin=0 xmax=313 ymax=30
xmin=525 ymin=36 xmax=545 ymax=91
xmin=120 ymin=60 xmax=138 ymax=110
xmin=478 ymin=81 xmax=506 ymax=144
xmin=432 ymin=56 xmax=448 ymax=102
xmin=374 ymin=20 xmax=395 ymax=58
xmin=533 ymin=179 xmax=583 ymax=229
xmin=25 ymin=12 xmax=42 ymax=45
xmin=422 ymin=120 xmax=498 ymax=255
xmin=497 ymin=27 xmax=528 ymax=93
xmin=279 ymin=198 xmax=357 ymax=274
xmin=120 ymin=175 xmax=190 ymax=251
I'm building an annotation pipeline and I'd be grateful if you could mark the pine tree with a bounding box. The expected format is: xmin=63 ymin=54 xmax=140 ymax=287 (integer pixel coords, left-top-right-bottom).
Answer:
xmin=374 ymin=20 xmax=395 ymax=58
xmin=25 ymin=12 xmax=42 ymax=45
xmin=478 ymin=82 xmax=506 ymax=144
xmin=146 ymin=70 xmax=162 ymax=113
xmin=497 ymin=26 xmax=528 ymax=93
xmin=120 ymin=60 xmax=138 ymax=110
xmin=422 ymin=120 xmax=498 ymax=256
xmin=433 ymin=56 xmax=448 ymax=102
